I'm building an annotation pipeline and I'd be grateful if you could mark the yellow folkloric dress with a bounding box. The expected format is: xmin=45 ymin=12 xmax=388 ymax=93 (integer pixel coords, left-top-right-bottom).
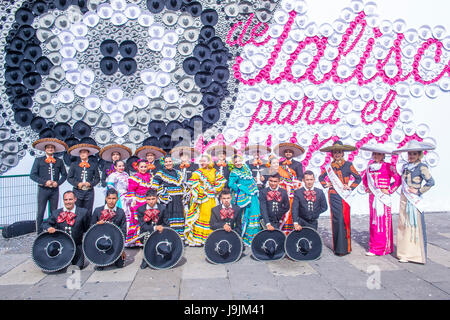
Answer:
xmin=184 ymin=167 xmax=225 ymax=246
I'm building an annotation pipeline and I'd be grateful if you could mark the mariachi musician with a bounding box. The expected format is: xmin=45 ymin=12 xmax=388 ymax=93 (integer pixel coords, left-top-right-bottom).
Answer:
xmin=245 ymin=145 xmax=271 ymax=190
xmin=30 ymin=138 xmax=68 ymax=234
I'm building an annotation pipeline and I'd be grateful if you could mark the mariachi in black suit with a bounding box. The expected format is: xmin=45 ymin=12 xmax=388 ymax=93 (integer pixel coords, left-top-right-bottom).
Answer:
xmin=91 ymin=206 xmax=127 ymax=237
xmin=30 ymin=156 xmax=67 ymax=233
xmin=210 ymin=204 xmax=242 ymax=235
xmin=67 ymin=159 xmax=100 ymax=216
xmin=42 ymin=206 xmax=90 ymax=268
xmin=280 ymin=159 xmax=304 ymax=181
xmin=292 ymin=187 xmax=328 ymax=230
xmin=136 ymin=203 xmax=169 ymax=235
xmin=259 ymin=187 xmax=290 ymax=229
xmin=246 ymin=160 xmax=267 ymax=190
xmin=214 ymin=163 xmax=230 ymax=182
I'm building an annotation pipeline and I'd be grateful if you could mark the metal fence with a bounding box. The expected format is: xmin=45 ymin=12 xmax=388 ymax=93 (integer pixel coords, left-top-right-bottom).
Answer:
xmin=0 ymin=174 xmax=38 ymax=228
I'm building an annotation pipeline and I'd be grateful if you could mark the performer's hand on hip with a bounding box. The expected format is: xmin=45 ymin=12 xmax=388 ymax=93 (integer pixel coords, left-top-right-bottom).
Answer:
xmin=97 ymin=220 xmax=105 ymax=225
xmin=267 ymin=224 xmax=275 ymax=231
xmin=294 ymin=224 xmax=302 ymax=231
xmin=224 ymin=224 xmax=232 ymax=232
xmin=380 ymin=189 xmax=390 ymax=195
xmin=47 ymin=227 xmax=56 ymax=233
xmin=156 ymin=225 xmax=164 ymax=233
xmin=408 ymin=187 xmax=418 ymax=194
xmin=325 ymin=182 xmax=332 ymax=188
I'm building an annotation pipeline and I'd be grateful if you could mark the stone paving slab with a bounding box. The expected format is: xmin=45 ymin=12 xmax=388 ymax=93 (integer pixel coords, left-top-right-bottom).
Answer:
xmin=125 ymin=267 xmax=182 ymax=300
xmin=427 ymin=243 xmax=450 ymax=267
xmin=379 ymin=270 xmax=449 ymax=300
xmin=182 ymin=247 xmax=228 ymax=280
xmin=267 ymin=258 xmax=317 ymax=277
xmin=343 ymin=242 xmax=401 ymax=272
xmin=180 ymin=278 xmax=233 ymax=300
xmin=0 ymin=253 xmax=29 ymax=276
xmin=0 ymin=285 xmax=31 ymax=300
xmin=71 ymin=282 xmax=132 ymax=300
xmin=0 ymin=259 xmax=47 ymax=285
xmin=277 ymin=275 xmax=344 ymax=300
xmin=431 ymin=281 xmax=450 ymax=295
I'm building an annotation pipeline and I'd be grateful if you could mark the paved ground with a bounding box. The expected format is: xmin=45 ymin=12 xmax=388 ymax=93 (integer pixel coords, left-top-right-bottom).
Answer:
xmin=0 ymin=212 xmax=449 ymax=300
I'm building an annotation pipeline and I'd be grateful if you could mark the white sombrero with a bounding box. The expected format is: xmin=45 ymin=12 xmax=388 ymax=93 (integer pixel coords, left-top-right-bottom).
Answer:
xmin=243 ymin=145 xmax=272 ymax=157
xmin=99 ymin=144 xmax=132 ymax=161
xmin=68 ymin=143 xmax=101 ymax=156
xmin=359 ymin=143 xmax=394 ymax=154
xmin=392 ymin=140 xmax=436 ymax=154
xmin=32 ymin=138 xmax=68 ymax=153
xmin=135 ymin=145 xmax=166 ymax=159
xmin=273 ymin=142 xmax=305 ymax=158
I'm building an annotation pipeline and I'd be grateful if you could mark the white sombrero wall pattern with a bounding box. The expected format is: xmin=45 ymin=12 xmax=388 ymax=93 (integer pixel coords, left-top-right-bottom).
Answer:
xmin=0 ymin=0 xmax=448 ymax=176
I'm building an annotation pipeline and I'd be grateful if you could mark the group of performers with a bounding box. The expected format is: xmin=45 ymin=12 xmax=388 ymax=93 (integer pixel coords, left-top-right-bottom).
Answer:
xmin=30 ymin=137 xmax=436 ymax=269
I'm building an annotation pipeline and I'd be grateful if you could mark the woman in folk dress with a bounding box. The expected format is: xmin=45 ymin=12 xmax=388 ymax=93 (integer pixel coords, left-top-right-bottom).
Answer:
xmin=393 ymin=141 xmax=435 ymax=264
xmin=361 ymin=144 xmax=401 ymax=256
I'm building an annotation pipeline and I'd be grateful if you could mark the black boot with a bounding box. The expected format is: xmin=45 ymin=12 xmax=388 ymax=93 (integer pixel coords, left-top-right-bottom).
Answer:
xmin=115 ymin=257 xmax=125 ymax=268
xmin=140 ymin=259 xmax=148 ymax=269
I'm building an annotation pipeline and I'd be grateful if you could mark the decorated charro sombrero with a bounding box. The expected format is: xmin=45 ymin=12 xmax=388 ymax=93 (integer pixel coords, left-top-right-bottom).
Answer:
xmin=68 ymin=143 xmax=101 ymax=156
xmin=204 ymin=229 xmax=243 ymax=265
xmin=143 ymin=227 xmax=184 ymax=270
xmin=32 ymin=138 xmax=68 ymax=153
xmin=82 ymin=223 xmax=125 ymax=267
xmin=273 ymin=142 xmax=305 ymax=158
xmin=392 ymin=140 xmax=436 ymax=154
xmin=135 ymin=145 xmax=166 ymax=159
xmin=359 ymin=143 xmax=394 ymax=154
xmin=320 ymin=140 xmax=356 ymax=152
xmin=32 ymin=230 xmax=75 ymax=272
xmin=206 ymin=144 xmax=237 ymax=158
xmin=251 ymin=229 xmax=286 ymax=261
xmin=244 ymin=145 xmax=272 ymax=157
xmin=99 ymin=144 xmax=133 ymax=162
xmin=170 ymin=145 xmax=201 ymax=159
xmin=285 ymin=227 xmax=323 ymax=261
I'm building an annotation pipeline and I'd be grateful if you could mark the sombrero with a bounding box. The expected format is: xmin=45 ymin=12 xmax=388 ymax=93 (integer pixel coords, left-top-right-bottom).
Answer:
xmin=32 ymin=138 xmax=68 ymax=153
xmin=143 ymin=227 xmax=184 ymax=270
xmin=32 ymin=230 xmax=76 ymax=272
xmin=320 ymin=140 xmax=357 ymax=152
xmin=206 ymin=144 xmax=237 ymax=158
xmin=392 ymin=140 xmax=436 ymax=154
xmin=204 ymin=229 xmax=243 ymax=264
xmin=244 ymin=145 xmax=272 ymax=157
xmin=251 ymin=229 xmax=286 ymax=261
xmin=99 ymin=144 xmax=132 ymax=162
xmin=135 ymin=145 xmax=166 ymax=159
xmin=170 ymin=146 xmax=201 ymax=160
xmin=68 ymin=143 xmax=100 ymax=156
xmin=273 ymin=143 xmax=305 ymax=158
xmin=359 ymin=143 xmax=394 ymax=154
xmin=285 ymin=227 xmax=323 ymax=261
xmin=82 ymin=223 xmax=125 ymax=267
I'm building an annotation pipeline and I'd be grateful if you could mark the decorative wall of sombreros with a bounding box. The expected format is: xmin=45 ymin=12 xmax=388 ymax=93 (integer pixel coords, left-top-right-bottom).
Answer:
xmin=0 ymin=0 xmax=448 ymax=209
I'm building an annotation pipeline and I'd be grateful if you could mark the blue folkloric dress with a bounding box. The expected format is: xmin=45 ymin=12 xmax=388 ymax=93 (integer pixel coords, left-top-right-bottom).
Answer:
xmin=228 ymin=164 xmax=262 ymax=246
xmin=397 ymin=161 xmax=434 ymax=264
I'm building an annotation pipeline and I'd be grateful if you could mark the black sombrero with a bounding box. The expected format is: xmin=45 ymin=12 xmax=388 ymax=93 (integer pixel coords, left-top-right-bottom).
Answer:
xmin=143 ymin=227 xmax=184 ymax=270
xmin=251 ymin=229 xmax=286 ymax=261
xmin=285 ymin=227 xmax=323 ymax=261
xmin=32 ymin=230 xmax=75 ymax=272
xmin=204 ymin=229 xmax=243 ymax=265
xmin=82 ymin=222 xmax=125 ymax=267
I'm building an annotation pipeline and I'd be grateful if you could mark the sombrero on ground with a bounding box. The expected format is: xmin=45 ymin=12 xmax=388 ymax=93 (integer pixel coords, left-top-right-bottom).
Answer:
xmin=204 ymin=229 xmax=243 ymax=264
xmin=99 ymin=144 xmax=132 ymax=162
xmin=273 ymin=142 xmax=305 ymax=158
xmin=285 ymin=227 xmax=323 ymax=261
xmin=251 ymin=229 xmax=286 ymax=261
xmin=82 ymin=223 xmax=125 ymax=267
xmin=170 ymin=146 xmax=201 ymax=160
xmin=32 ymin=230 xmax=75 ymax=272
xmin=392 ymin=140 xmax=436 ymax=154
xmin=68 ymin=143 xmax=100 ymax=156
xmin=320 ymin=140 xmax=356 ymax=152
xmin=32 ymin=138 xmax=68 ymax=153
xmin=143 ymin=227 xmax=184 ymax=270
xmin=244 ymin=145 xmax=272 ymax=157
xmin=135 ymin=145 xmax=166 ymax=159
